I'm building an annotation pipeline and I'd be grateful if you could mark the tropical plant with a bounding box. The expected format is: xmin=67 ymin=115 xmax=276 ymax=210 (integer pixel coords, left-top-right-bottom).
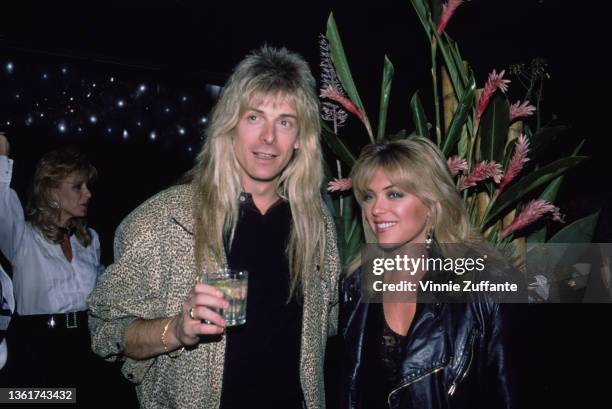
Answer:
xmin=319 ymin=0 xmax=599 ymax=302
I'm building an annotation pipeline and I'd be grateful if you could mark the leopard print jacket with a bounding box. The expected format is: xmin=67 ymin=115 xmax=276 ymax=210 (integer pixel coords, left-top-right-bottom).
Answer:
xmin=88 ymin=184 xmax=340 ymax=408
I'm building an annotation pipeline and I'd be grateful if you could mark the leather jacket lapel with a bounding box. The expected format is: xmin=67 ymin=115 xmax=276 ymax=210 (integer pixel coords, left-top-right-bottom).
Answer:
xmin=396 ymin=303 xmax=451 ymax=384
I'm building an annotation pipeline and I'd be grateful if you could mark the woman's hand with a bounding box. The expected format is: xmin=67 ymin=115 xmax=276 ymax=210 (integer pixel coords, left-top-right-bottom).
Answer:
xmin=0 ymin=132 xmax=9 ymax=157
xmin=174 ymin=283 xmax=229 ymax=347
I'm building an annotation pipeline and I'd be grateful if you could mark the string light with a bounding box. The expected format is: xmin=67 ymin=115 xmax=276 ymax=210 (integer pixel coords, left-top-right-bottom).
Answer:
xmin=2 ymin=59 xmax=221 ymax=149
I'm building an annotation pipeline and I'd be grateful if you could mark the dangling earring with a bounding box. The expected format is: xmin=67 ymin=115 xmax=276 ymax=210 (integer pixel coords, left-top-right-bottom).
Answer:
xmin=425 ymin=214 xmax=434 ymax=251
xmin=50 ymin=199 xmax=60 ymax=209
xmin=425 ymin=228 xmax=434 ymax=251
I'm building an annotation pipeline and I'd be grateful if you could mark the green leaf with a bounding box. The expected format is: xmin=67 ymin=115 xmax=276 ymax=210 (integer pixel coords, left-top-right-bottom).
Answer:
xmin=376 ymin=55 xmax=394 ymax=141
xmin=326 ymin=14 xmax=370 ymax=137
xmin=322 ymin=189 xmax=337 ymax=219
xmin=342 ymin=196 xmax=355 ymax=243
xmin=321 ymin=122 xmax=356 ymax=167
xmin=430 ymin=0 xmax=443 ymax=23
xmin=532 ymin=211 xmax=601 ymax=274
xmin=434 ymin=39 xmax=461 ymax=98
xmin=549 ymin=211 xmax=600 ymax=244
xmin=442 ymin=77 xmax=476 ymax=156
xmin=483 ymin=156 xmax=588 ymax=226
xmin=526 ymin=140 xmax=584 ymax=243
xmin=479 ymin=95 xmax=510 ymax=163
xmin=443 ymin=33 xmax=468 ymax=93
xmin=409 ymin=0 xmax=433 ymax=37
xmin=344 ymin=217 xmax=364 ymax=268
xmin=410 ymin=91 xmax=429 ymax=139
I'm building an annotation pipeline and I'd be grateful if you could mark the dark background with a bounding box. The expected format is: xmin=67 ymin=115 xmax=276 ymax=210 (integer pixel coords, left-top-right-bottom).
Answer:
xmin=1 ymin=0 xmax=610 ymax=408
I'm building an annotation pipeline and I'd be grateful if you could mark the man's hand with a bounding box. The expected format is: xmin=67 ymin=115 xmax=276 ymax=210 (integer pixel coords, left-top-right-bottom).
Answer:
xmin=174 ymin=283 xmax=229 ymax=347
xmin=124 ymin=283 xmax=228 ymax=360
xmin=0 ymin=132 xmax=9 ymax=157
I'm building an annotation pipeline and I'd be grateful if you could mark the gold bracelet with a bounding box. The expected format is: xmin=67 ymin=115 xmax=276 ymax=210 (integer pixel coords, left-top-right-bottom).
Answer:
xmin=161 ymin=316 xmax=185 ymax=358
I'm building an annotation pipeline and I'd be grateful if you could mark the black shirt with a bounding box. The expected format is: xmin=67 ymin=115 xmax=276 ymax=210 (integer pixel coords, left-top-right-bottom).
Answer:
xmin=220 ymin=193 xmax=303 ymax=409
xmin=359 ymin=303 xmax=406 ymax=409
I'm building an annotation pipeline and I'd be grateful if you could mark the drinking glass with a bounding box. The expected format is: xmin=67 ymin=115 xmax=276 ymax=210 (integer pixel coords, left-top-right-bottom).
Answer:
xmin=204 ymin=269 xmax=248 ymax=326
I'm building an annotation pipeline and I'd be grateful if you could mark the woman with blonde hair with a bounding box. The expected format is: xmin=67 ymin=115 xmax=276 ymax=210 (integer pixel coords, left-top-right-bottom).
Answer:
xmin=341 ymin=136 xmax=524 ymax=409
xmin=0 ymin=132 xmax=103 ymax=389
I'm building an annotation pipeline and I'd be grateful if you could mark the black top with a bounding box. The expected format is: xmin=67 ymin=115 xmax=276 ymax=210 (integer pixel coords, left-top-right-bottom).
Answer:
xmin=220 ymin=193 xmax=303 ymax=409
xmin=359 ymin=303 xmax=406 ymax=409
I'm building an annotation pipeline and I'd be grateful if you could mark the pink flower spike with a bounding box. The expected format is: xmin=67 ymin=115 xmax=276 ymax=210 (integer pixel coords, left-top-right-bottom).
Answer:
xmin=459 ymin=160 xmax=503 ymax=190
xmin=476 ymin=70 xmax=511 ymax=120
xmin=501 ymin=200 xmax=564 ymax=238
xmin=320 ymin=86 xmax=367 ymax=126
xmin=447 ymin=155 xmax=468 ymax=177
xmin=498 ymin=133 xmax=530 ymax=194
xmin=509 ymin=100 xmax=537 ymax=122
xmin=327 ymin=178 xmax=353 ymax=192
xmin=437 ymin=0 xmax=464 ymax=34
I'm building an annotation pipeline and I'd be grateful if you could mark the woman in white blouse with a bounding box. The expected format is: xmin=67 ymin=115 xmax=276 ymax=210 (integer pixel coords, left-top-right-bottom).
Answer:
xmin=0 ymin=132 xmax=104 ymax=390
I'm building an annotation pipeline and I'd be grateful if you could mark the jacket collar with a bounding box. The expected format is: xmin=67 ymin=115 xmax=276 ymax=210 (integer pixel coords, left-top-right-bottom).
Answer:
xmin=344 ymin=268 xmax=450 ymax=389
xmin=395 ymin=303 xmax=450 ymax=385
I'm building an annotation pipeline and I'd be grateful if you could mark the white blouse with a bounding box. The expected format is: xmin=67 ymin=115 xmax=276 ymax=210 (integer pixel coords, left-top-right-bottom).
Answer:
xmin=0 ymin=155 xmax=104 ymax=315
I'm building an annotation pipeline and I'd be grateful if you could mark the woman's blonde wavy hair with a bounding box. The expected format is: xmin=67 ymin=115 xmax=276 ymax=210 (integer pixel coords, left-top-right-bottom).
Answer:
xmin=25 ymin=147 xmax=97 ymax=246
xmin=350 ymin=136 xmax=484 ymax=266
xmin=189 ymin=45 xmax=326 ymax=297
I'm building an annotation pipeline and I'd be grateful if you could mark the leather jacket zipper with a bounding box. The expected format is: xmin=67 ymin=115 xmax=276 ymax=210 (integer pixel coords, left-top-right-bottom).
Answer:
xmin=387 ymin=366 xmax=445 ymax=408
xmin=448 ymin=331 xmax=477 ymax=397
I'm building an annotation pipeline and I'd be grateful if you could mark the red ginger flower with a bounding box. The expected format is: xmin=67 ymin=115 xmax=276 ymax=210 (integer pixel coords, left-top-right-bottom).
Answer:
xmin=437 ymin=0 xmax=464 ymax=34
xmin=447 ymin=155 xmax=468 ymax=177
xmin=498 ymin=133 xmax=530 ymax=195
xmin=476 ymin=70 xmax=511 ymax=120
xmin=459 ymin=160 xmax=503 ymax=190
xmin=501 ymin=200 xmax=564 ymax=238
xmin=327 ymin=178 xmax=353 ymax=192
xmin=320 ymin=86 xmax=368 ymax=128
xmin=509 ymin=100 xmax=536 ymax=122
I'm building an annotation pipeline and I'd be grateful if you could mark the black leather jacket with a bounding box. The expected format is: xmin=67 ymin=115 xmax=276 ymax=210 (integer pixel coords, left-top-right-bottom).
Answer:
xmin=340 ymin=267 xmax=525 ymax=409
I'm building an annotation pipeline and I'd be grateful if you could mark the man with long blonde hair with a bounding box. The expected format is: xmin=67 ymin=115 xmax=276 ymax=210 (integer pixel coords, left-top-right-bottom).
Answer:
xmin=88 ymin=46 xmax=340 ymax=408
